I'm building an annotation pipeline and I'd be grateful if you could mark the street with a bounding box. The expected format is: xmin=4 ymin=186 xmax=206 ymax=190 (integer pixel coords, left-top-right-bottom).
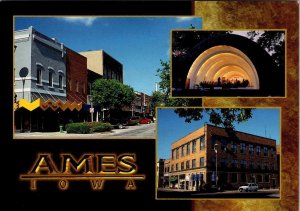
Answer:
xmin=157 ymin=188 xmax=280 ymax=198
xmin=14 ymin=123 xmax=156 ymax=139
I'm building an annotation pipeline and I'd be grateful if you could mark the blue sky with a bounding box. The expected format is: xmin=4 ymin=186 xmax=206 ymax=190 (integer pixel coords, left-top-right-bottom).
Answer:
xmin=158 ymin=108 xmax=280 ymax=159
xmin=15 ymin=17 xmax=202 ymax=95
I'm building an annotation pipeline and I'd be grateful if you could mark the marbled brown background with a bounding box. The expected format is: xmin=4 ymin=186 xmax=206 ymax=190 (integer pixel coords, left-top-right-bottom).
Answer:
xmin=193 ymin=1 xmax=298 ymax=211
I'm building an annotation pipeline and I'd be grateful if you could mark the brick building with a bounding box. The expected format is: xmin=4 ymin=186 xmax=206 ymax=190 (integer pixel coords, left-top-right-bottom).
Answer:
xmin=164 ymin=124 xmax=279 ymax=191
xmin=66 ymin=48 xmax=87 ymax=104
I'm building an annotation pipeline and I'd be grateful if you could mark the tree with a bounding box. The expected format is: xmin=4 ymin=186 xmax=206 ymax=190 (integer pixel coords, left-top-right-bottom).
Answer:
xmin=155 ymin=60 xmax=201 ymax=106
xmin=174 ymin=108 xmax=254 ymax=138
xmin=92 ymin=79 xmax=135 ymax=113
xmin=246 ymin=30 xmax=284 ymax=68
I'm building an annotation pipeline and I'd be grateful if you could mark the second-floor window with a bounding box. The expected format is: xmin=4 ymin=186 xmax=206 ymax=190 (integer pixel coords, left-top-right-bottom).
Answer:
xmin=176 ymin=148 xmax=179 ymax=159
xmin=192 ymin=159 xmax=196 ymax=168
xmin=257 ymin=146 xmax=261 ymax=156
xmin=264 ymin=147 xmax=268 ymax=156
xmin=181 ymin=162 xmax=184 ymax=170
xmin=241 ymin=160 xmax=247 ymax=169
xmin=37 ymin=68 xmax=42 ymax=85
xmin=59 ymin=75 xmax=63 ymax=89
xmin=192 ymin=140 xmax=196 ymax=153
xmin=176 ymin=163 xmax=178 ymax=171
xmin=240 ymin=143 xmax=246 ymax=153
xmin=200 ymin=136 xmax=205 ymax=150
xmin=76 ymin=80 xmax=79 ymax=92
xmin=249 ymin=144 xmax=254 ymax=155
xmin=49 ymin=72 xmax=53 ymax=87
xmin=249 ymin=161 xmax=254 ymax=169
xmin=82 ymin=82 xmax=85 ymax=94
xmin=231 ymin=142 xmax=237 ymax=153
xmin=186 ymin=143 xmax=190 ymax=155
xmin=200 ymin=157 xmax=205 ymax=167
xmin=181 ymin=146 xmax=184 ymax=157
xmin=232 ymin=159 xmax=238 ymax=168
xmin=186 ymin=160 xmax=190 ymax=169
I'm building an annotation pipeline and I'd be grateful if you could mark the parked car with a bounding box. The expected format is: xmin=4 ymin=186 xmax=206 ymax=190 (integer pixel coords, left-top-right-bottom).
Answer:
xmin=139 ymin=117 xmax=151 ymax=124
xmin=126 ymin=116 xmax=141 ymax=125
xmin=238 ymin=183 xmax=258 ymax=192
xmin=105 ymin=117 xmax=127 ymax=129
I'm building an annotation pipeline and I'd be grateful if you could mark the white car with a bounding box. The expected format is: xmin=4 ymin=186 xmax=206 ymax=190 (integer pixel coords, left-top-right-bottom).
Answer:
xmin=238 ymin=183 xmax=258 ymax=192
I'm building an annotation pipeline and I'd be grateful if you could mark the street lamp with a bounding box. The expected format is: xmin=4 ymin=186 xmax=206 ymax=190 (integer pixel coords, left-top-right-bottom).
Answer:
xmin=214 ymin=143 xmax=218 ymax=189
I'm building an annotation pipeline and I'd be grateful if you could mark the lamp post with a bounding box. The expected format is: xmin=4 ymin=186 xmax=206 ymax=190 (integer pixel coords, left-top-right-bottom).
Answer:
xmin=214 ymin=143 xmax=218 ymax=189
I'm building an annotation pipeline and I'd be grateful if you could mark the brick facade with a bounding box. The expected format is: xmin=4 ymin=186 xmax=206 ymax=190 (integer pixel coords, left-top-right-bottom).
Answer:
xmin=66 ymin=48 xmax=87 ymax=104
xmin=164 ymin=124 xmax=279 ymax=191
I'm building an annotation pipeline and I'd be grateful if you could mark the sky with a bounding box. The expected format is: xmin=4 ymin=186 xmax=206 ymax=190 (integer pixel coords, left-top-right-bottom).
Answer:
xmin=157 ymin=108 xmax=280 ymax=160
xmin=15 ymin=17 xmax=202 ymax=95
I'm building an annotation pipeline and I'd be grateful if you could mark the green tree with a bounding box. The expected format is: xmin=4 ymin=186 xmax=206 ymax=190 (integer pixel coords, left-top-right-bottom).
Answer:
xmin=92 ymin=79 xmax=135 ymax=113
xmin=155 ymin=60 xmax=201 ymax=106
xmin=174 ymin=108 xmax=254 ymax=137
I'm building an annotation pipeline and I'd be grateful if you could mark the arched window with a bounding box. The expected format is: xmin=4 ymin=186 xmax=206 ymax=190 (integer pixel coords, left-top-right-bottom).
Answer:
xmin=59 ymin=75 xmax=63 ymax=89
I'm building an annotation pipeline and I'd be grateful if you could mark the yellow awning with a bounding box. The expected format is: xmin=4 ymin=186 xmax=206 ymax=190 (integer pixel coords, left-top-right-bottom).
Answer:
xmin=14 ymin=98 xmax=82 ymax=112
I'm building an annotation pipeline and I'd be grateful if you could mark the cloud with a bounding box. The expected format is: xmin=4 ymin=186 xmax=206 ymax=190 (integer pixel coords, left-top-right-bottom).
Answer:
xmin=60 ymin=17 xmax=96 ymax=26
xmin=176 ymin=17 xmax=195 ymax=22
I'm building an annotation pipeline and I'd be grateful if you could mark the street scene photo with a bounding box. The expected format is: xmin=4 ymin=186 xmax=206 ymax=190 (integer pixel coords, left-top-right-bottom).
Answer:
xmin=171 ymin=30 xmax=285 ymax=97
xmin=157 ymin=108 xmax=280 ymax=198
xmin=13 ymin=17 xmax=202 ymax=139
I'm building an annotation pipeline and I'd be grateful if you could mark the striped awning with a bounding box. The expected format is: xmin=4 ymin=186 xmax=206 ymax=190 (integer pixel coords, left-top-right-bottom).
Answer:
xmin=14 ymin=98 xmax=82 ymax=111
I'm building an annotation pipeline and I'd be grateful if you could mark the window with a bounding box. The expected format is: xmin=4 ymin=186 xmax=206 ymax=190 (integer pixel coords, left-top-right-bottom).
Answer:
xmin=241 ymin=173 xmax=246 ymax=182
xmin=181 ymin=146 xmax=184 ymax=157
xmin=192 ymin=159 xmax=196 ymax=168
xmin=240 ymin=143 xmax=246 ymax=153
xmin=181 ymin=162 xmax=184 ymax=170
xmin=200 ymin=157 xmax=205 ymax=167
xmin=249 ymin=144 xmax=254 ymax=155
xmin=231 ymin=142 xmax=237 ymax=153
xmin=172 ymin=150 xmax=174 ymax=160
xmin=68 ymin=79 xmax=72 ymax=91
xmin=175 ymin=163 xmax=178 ymax=171
xmin=257 ymin=162 xmax=262 ymax=169
xmin=257 ymin=175 xmax=262 ymax=182
xmin=171 ymin=165 xmax=174 ymax=172
xmin=192 ymin=140 xmax=196 ymax=153
xmin=231 ymin=173 xmax=237 ymax=183
xmin=186 ymin=161 xmax=190 ymax=169
xmin=37 ymin=68 xmax=42 ymax=85
xmin=249 ymin=161 xmax=254 ymax=169
xmin=264 ymin=162 xmax=269 ymax=170
xmin=76 ymin=80 xmax=79 ymax=92
xmin=241 ymin=160 xmax=247 ymax=169
xmin=49 ymin=72 xmax=53 ymax=87
xmin=264 ymin=147 xmax=268 ymax=156
xmin=271 ymin=148 xmax=275 ymax=157
xmin=176 ymin=148 xmax=179 ymax=159
xmin=186 ymin=143 xmax=190 ymax=155
xmin=221 ymin=138 xmax=227 ymax=151
xmin=221 ymin=158 xmax=227 ymax=168
xmin=200 ymin=136 xmax=205 ymax=150
xmin=82 ymin=82 xmax=85 ymax=94
xmin=232 ymin=159 xmax=238 ymax=168
xmin=59 ymin=75 xmax=63 ymax=89
xmin=257 ymin=146 xmax=261 ymax=156
xmin=264 ymin=174 xmax=269 ymax=182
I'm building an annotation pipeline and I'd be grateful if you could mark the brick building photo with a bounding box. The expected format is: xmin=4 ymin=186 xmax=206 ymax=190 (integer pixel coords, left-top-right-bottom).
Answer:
xmin=157 ymin=108 xmax=280 ymax=198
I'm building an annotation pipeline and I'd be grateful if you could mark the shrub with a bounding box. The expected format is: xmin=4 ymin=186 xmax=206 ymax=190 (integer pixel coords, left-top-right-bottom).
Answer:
xmin=65 ymin=122 xmax=112 ymax=134
xmin=90 ymin=122 xmax=112 ymax=132
xmin=65 ymin=122 xmax=90 ymax=134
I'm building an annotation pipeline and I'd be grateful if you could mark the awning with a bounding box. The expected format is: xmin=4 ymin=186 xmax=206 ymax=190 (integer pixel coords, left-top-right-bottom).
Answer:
xmin=14 ymin=98 xmax=82 ymax=112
